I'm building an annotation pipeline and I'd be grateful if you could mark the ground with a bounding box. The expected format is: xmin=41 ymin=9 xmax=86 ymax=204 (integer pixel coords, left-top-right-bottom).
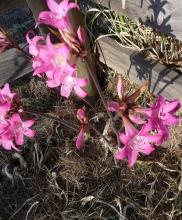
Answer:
xmin=0 ymin=73 xmax=181 ymax=220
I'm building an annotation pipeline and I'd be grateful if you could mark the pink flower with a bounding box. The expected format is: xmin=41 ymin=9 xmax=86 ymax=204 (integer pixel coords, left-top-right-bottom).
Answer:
xmin=60 ymin=74 xmax=88 ymax=98
xmin=76 ymin=127 xmax=85 ymax=149
xmin=128 ymin=112 xmax=146 ymax=125
xmin=26 ymin=34 xmax=48 ymax=77
xmin=0 ymin=139 xmax=17 ymax=151
xmin=77 ymin=107 xmax=89 ymax=124
xmin=27 ymin=34 xmax=88 ymax=99
xmin=77 ymin=26 xmax=86 ymax=46
xmin=76 ymin=107 xmax=88 ymax=149
xmin=0 ymin=31 xmax=10 ymax=53
xmin=136 ymin=96 xmax=180 ymax=126
xmin=37 ymin=0 xmax=79 ymax=31
xmin=108 ymin=77 xmax=148 ymax=116
xmin=0 ymin=83 xmax=15 ymax=114
xmin=35 ymin=35 xmax=74 ymax=77
xmin=135 ymin=96 xmax=181 ymax=144
xmin=10 ymin=113 xmax=36 ymax=145
xmin=0 ymin=120 xmax=18 ymax=151
xmin=26 ymin=33 xmax=45 ymax=57
xmin=115 ymin=116 xmax=162 ymax=167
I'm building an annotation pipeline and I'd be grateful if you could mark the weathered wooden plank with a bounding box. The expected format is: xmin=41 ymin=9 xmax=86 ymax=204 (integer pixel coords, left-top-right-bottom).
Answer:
xmin=94 ymin=0 xmax=182 ymax=41
xmin=98 ymin=37 xmax=182 ymax=102
xmin=0 ymin=48 xmax=32 ymax=86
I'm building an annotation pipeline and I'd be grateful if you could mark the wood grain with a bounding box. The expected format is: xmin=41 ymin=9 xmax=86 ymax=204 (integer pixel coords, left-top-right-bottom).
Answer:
xmin=94 ymin=0 xmax=182 ymax=41
xmin=0 ymin=48 xmax=32 ymax=86
xmin=98 ymin=37 xmax=182 ymax=102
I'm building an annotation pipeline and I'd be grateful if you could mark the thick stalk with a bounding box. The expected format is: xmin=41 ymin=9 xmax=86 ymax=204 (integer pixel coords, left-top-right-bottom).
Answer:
xmin=85 ymin=58 xmax=121 ymax=148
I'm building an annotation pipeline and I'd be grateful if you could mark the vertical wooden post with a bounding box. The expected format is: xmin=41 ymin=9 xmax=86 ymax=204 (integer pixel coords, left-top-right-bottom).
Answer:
xmin=69 ymin=1 xmax=97 ymax=98
xmin=26 ymin=0 xmax=97 ymax=98
xmin=26 ymin=0 xmax=48 ymax=35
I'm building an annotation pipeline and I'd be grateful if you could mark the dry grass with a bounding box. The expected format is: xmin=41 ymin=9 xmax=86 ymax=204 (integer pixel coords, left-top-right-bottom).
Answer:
xmin=0 ymin=73 xmax=181 ymax=220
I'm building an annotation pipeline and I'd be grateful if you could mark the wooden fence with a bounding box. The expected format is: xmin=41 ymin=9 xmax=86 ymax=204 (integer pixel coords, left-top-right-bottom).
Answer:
xmin=0 ymin=0 xmax=182 ymax=102
xmin=95 ymin=0 xmax=182 ymax=40
xmin=95 ymin=0 xmax=182 ymax=102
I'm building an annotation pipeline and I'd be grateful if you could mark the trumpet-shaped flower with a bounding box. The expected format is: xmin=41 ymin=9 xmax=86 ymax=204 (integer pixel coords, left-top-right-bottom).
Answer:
xmin=135 ymin=96 xmax=180 ymax=126
xmin=0 ymin=83 xmax=15 ymax=114
xmin=76 ymin=127 xmax=85 ymax=149
xmin=77 ymin=107 xmax=89 ymax=124
xmin=27 ymin=34 xmax=88 ymax=99
xmin=108 ymin=76 xmax=148 ymax=117
xmin=10 ymin=113 xmax=36 ymax=146
xmin=135 ymin=96 xmax=181 ymax=143
xmin=61 ymin=75 xmax=88 ymax=98
xmin=115 ymin=116 xmax=162 ymax=167
xmin=28 ymin=34 xmax=75 ymax=77
xmin=76 ymin=107 xmax=88 ymax=149
xmin=0 ymin=120 xmax=17 ymax=150
xmin=0 ymin=84 xmax=36 ymax=151
xmin=37 ymin=0 xmax=79 ymax=31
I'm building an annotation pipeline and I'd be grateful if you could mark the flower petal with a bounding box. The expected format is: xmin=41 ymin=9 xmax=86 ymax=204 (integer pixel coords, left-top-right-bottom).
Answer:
xmin=163 ymin=100 xmax=181 ymax=114
xmin=77 ymin=26 xmax=86 ymax=44
xmin=15 ymin=133 xmax=24 ymax=145
xmin=47 ymin=0 xmax=58 ymax=13
xmin=115 ymin=147 xmax=127 ymax=160
xmin=117 ymin=76 xmax=124 ymax=100
xmin=60 ymin=82 xmax=73 ymax=98
xmin=76 ymin=128 xmax=85 ymax=149
xmin=119 ymin=133 xmax=131 ymax=145
xmin=139 ymin=143 xmax=155 ymax=155
xmin=128 ymin=148 xmax=138 ymax=167
xmin=128 ymin=113 xmax=146 ymax=125
xmin=108 ymin=101 xmax=119 ymax=112
xmin=74 ymin=85 xmax=87 ymax=98
xmin=122 ymin=116 xmax=138 ymax=137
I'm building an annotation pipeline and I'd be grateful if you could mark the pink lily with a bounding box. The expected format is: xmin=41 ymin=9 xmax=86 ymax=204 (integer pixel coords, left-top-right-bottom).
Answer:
xmin=115 ymin=116 xmax=162 ymax=167
xmin=76 ymin=127 xmax=85 ymax=150
xmin=0 ymin=139 xmax=17 ymax=151
xmin=26 ymin=34 xmax=48 ymax=77
xmin=37 ymin=35 xmax=75 ymax=76
xmin=0 ymin=120 xmax=18 ymax=150
xmin=0 ymin=83 xmax=16 ymax=114
xmin=134 ymin=96 xmax=181 ymax=143
xmin=108 ymin=77 xmax=148 ymax=117
xmin=60 ymin=74 xmax=88 ymax=98
xmin=76 ymin=107 xmax=88 ymax=149
xmin=27 ymin=34 xmax=75 ymax=78
xmin=37 ymin=0 xmax=79 ymax=31
xmin=135 ymin=95 xmax=180 ymax=126
xmin=10 ymin=113 xmax=36 ymax=145
xmin=26 ymin=33 xmax=45 ymax=57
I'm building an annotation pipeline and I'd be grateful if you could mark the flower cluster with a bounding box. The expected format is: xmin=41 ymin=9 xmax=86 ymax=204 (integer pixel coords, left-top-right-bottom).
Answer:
xmin=0 ymin=84 xmax=35 ymax=151
xmin=27 ymin=0 xmax=88 ymax=99
xmin=108 ymin=77 xmax=181 ymax=167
